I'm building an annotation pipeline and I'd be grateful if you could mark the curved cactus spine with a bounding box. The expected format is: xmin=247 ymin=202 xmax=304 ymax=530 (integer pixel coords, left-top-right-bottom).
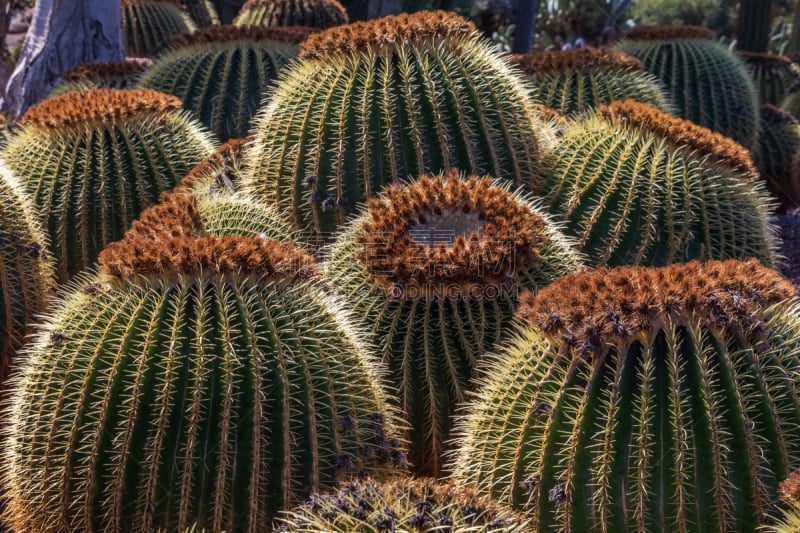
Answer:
xmin=755 ymin=105 xmax=800 ymax=211
xmin=233 ymin=0 xmax=348 ymax=29
xmin=451 ymin=260 xmax=800 ymax=532
xmin=139 ymin=26 xmax=312 ymax=141
xmin=176 ymin=137 xmax=250 ymax=196
xmin=324 ymin=171 xmax=583 ymax=476
xmin=121 ymin=0 xmax=196 ymax=56
xmin=616 ymin=26 xmax=760 ymax=149
xmin=543 ymin=100 xmax=779 ymax=268
xmin=1 ymin=189 xmax=405 ymax=533
xmin=514 ymin=48 xmax=672 ymax=116
xmin=245 ymin=11 xmax=553 ymax=239
xmin=49 ymin=59 xmax=153 ymax=98
xmin=739 ymin=51 xmax=798 ymax=106
xmin=180 ymin=0 xmax=220 ymax=26
xmin=2 ymin=89 xmax=215 ymax=282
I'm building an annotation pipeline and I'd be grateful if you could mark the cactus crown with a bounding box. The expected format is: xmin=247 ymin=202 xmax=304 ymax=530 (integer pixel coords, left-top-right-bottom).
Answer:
xmin=299 ymin=10 xmax=476 ymax=60
xmin=761 ymin=103 xmax=798 ymax=126
xmin=598 ymin=100 xmax=757 ymax=174
xmin=514 ymin=48 xmax=644 ymax=73
xmin=21 ymin=88 xmax=182 ymax=131
xmin=121 ymin=0 xmax=178 ymax=4
xmin=177 ymin=137 xmax=248 ymax=193
xmin=626 ymin=25 xmax=715 ymax=40
xmin=170 ymin=24 xmax=316 ymax=47
xmin=61 ymin=59 xmax=152 ymax=82
xmin=739 ymin=51 xmax=792 ymax=67
xmin=355 ymin=171 xmax=544 ymax=290
xmin=781 ymin=470 xmax=800 ymax=504
xmin=516 ymin=259 xmax=795 ymax=358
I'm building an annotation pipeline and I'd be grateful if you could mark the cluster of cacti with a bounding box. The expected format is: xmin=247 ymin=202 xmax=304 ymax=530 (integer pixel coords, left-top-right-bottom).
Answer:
xmin=180 ymin=0 xmax=221 ymax=26
xmin=1 ymin=88 xmax=214 ymax=281
xmin=275 ymin=477 xmax=531 ymax=532
xmin=513 ymin=48 xmax=671 ymax=116
xmin=233 ymin=0 xmax=348 ymax=29
xmin=616 ymin=26 xmax=760 ymax=149
xmin=543 ymin=100 xmax=778 ymax=267
xmin=739 ymin=51 xmax=798 ymax=105
xmin=139 ymin=26 xmax=312 ymax=141
xmin=121 ymin=0 xmax=196 ymax=56
xmin=245 ymin=11 xmax=554 ymax=238
xmin=452 ymin=259 xmax=800 ymax=531
xmin=755 ymin=104 xmax=800 ymax=211
xmin=176 ymin=136 xmax=249 ymax=196
xmin=1 ymin=188 xmax=405 ymax=532
xmin=50 ymin=59 xmax=153 ymax=97
xmin=324 ymin=171 xmax=583 ymax=476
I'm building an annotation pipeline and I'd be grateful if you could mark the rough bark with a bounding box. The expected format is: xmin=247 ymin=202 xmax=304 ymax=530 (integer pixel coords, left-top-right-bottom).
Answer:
xmin=0 ymin=0 xmax=124 ymax=120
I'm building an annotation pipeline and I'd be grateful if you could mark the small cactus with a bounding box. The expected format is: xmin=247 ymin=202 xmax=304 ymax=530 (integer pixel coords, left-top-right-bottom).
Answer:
xmin=2 ymin=88 xmax=215 ymax=281
xmin=739 ymin=51 xmax=798 ymax=106
xmin=543 ymin=100 xmax=778 ymax=267
xmin=180 ymin=0 xmax=220 ymax=26
xmin=514 ymin=48 xmax=671 ymax=116
xmin=49 ymin=59 xmax=153 ymax=97
xmin=233 ymin=0 xmax=348 ymax=29
xmin=452 ymin=260 xmax=800 ymax=532
xmin=121 ymin=0 xmax=196 ymax=56
xmin=755 ymin=104 xmax=800 ymax=211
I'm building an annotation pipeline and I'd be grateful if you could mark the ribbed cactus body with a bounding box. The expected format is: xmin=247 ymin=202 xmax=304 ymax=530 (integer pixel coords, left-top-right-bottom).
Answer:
xmin=245 ymin=11 xmax=552 ymax=238
xmin=2 ymin=89 xmax=215 ymax=281
xmin=121 ymin=0 xmax=196 ymax=56
xmin=544 ymin=101 xmax=778 ymax=268
xmin=50 ymin=59 xmax=153 ymax=98
xmin=181 ymin=0 xmax=220 ymax=26
xmin=740 ymin=52 xmax=798 ymax=106
xmin=233 ymin=0 xmax=347 ymax=29
xmin=452 ymin=260 xmax=800 ymax=532
xmin=514 ymin=48 xmax=671 ymax=116
xmin=755 ymin=105 xmax=800 ymax=211
xmin=616 ymin=26 xmax=760 ymax=149
xmin=139 ymin=26 xmax=307 ymax=141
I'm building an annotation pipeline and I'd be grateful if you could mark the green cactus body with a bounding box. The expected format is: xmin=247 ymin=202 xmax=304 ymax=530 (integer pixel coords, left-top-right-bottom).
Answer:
xmin=739 ymin=52 xmax=798 ymax=106
xmin=181 ymin=0 xmax=220 ymax=26
xmin=122 ymin=0 xmax=196 ymax=57
xmin=514 ymin=48 xmax=671 ymax=117
xmin=139 ymin=26 xmax=311 ymax=142
xmin=615 ymin=26 xmax=760 ymax=149
xmin=451 ymin=260 xmax=800 ymax=532
xmin=755 ymin=105 xmax=800 ymax=211
xmin=1 ymin=189 xmax=404 ymax=533
xmin=544 ymin=100 xmax=778 ymax=268
xmin=176 ymin=137 xmax=250 ymax=196
xmin=324 ymin=171 xmax=582 ymax=476
xmin=245 ymin=11 xmax=553 ymax=239
xmin=2 ymin=89 xmax=215 ymax=282
xmin=233 ymin=0 xmax=347 ymax=29
xmin=49 ymin=59 xmax=153 ymax=98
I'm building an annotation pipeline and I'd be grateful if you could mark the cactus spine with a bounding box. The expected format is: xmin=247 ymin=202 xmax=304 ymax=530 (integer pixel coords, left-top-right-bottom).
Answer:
xmin=452 ymin=260 xmax=800 ymax=532
xmin=50 ymin=59 xmax=153 ymax=98
xmin=233 ymin=0 xmax=348 ymax=29
xmin=180 ymin=0 xmax=220 ymax=26
xmin=755 ymin=105 xmax=800 ymax=211
xmin=739 ymin=52 xmax=798 ymax=106
xmin=121 ymin=0 xmax=196 ymax=56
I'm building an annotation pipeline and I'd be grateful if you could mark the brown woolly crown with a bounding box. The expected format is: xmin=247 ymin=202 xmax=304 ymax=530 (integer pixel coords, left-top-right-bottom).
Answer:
xmin=781 ymin=470 xmax=800 ymax=505
xmin=626 ymin=25 xmax=715 ymax=41
xmin=514 ymin=48 xmax=643 ymax=74
xmin=738 ymin=51 xmax=792 ymax=67
xmin=760 ymin=103 xmax=799 ymax=127
xmin=99 ymin=191 xmax=318 ymax=282
xmin=21 ymin=88 xmax=182 ymax=130
xmin=598 ymin=100 xmax=757 ymax=175
xmin=176 ymin=137 xmax=249 ymax=193
xmin=62 ymin=59 xmax=153 ymax=82
xmin=516 ymin=259 xmax=796 ymax=358
xmin=300 ymin=11 xmax=477 ymax=60
xmin=169 ymin=24 xmax=316 ymax=48
xmin=354 ymin=171 xmax=544 ymax=295
xmin=121 ymin=0 xmax=179 ymax=5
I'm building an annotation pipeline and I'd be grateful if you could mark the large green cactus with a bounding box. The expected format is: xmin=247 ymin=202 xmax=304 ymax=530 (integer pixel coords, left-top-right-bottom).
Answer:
xmin=324 ymin=171 xmax=583 ymax=476
xmin=739 ymin=52 xmax=798 ymax=106
xmin=513 ymin=48 xmax=671 ymax=117
xmin=452 ymin=260 xmax=800 ymax=532
xmin=139 ymin=26 xmax=311 ymax=141
xmin=180 ymin=0 xmax=220 ymax=26
xmin=50 ymin=59 xmax=153 ymax=98
xmin=616 ymin=26 xmax=760 ymax=149
xmin=121 ymin=0 xmax=196 ymax=56
xmin=755 ymin=105 xmax=800 ymax=211
xmin=1 ymin=189 xmax=405 ymax=533
xmin=245 ymin=11 xmax=554 ymax=239
xmin=176 ymin=136 xmax=250 ymax=196
xmin=543 ymin=100 xmax=778 ymax=268
xmin=233 ymin=0 xmax=347 ymax=29
xmin=2 ymin=88 xmax=215 ymax=282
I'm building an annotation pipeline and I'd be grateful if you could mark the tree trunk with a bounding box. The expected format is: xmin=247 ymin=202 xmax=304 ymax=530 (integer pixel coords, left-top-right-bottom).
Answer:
xmin=0 ymin=0 xmax=124 ymax=120
xmin=511 ymin=0 xmax=539 ymax=54
xmin=737 ymin=0 xmax=772 ymax=52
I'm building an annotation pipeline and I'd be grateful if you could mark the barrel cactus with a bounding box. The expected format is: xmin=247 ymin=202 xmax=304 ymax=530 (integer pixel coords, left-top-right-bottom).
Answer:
xmin=452 ymin=259 xmax=800 ymax=532
xmin=180 ymin=0 xmax=220 ymax=26
xmin=121 ymin=0 xmax=196 ymax=56
xmin=543 ymin=100 xmax=778 ymax=268
xmin=755 ymin=104 xmax=800 ymax=211
xmin=2 ymin=88 xmax=215 ymax=281
xmin=245 ymin=11 xmax=553 ymax=238
xmin=616 ymin=26 xmax=760 ymax=149
xmin=513 ymin=48 xmax=671 ymax=116
xmin=233 ymin=0 xmax=347 ymax=29
xmin=176 ymin=136 xmax=249 ymax=196
xmin=739 ymin=51 xmax=798 ymax=106
xmin=139 ymin=26 xmax=311 ymax=141
xmin=0 ymin=188 xmax=405 ymax=533
xmin=50 ymin=59 xmax=153 ymax=97
xmin=325 ymin=171 xmax=582 ymax=476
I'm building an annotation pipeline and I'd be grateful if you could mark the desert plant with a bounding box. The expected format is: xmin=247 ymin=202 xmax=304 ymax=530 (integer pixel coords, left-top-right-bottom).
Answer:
xmin=233 ymin=0 xmax=348 ymax=28
xmin=615 ymin=25 xmax=760 ymax=149
xmin=181 ymin=0 xmax=221 ymax=26
xmin=245 ymin=11 xmax=554 ymax=239
xmin=739 ymin=51 xmax=798 ymax=106
xmin=513 ymin=48 xmax=671 ymax=116
xmin=755 ymin=104 xmax=800 ymax=211
xmin=543 ymin=100 xmax=778 ymax=268
xmin=2 ymin=88 xmax=215 ymax=282
xmin=452 ymin=259 xmax=800 ymax=532
xmin=0 ymin=188 xmax=405 ymax=533
xmin=324 ymin=171 xmax=583 ymax=476
xmin=176 ymin=136 xmax=250 ymax=195
xmin=121 ymin=0 xmax=197 ymax=56
xmin=139 ymin=26 xmax=312 ymax=141
xmin=49 ymin=59 xmax=153 ymax=97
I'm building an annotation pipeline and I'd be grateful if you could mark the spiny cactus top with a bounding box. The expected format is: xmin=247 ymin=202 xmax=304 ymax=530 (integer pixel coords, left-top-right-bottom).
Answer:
xmin=755 ymin=104 xmax=800 ymax=211
xmin=544 ymin=99 xmax=778 ymax=267
xmin=121 ymin=0 xmax=196 ymax=56
xmin=245 ymin=11 xmax=553 ymax=238
xmin=50 ymin=58 xmax=153 ymax=97
xmin=616 ymin=25 xmax=760 ymax=149
xmin=275 ymin=477 xmax=531 ymax=532
xmin=325 ymin=170 xmax=582 ymax=476
xmin=3 ymin=88 xmax=214 ymax=281
xmin=176 ymin=137 xmax=249 ymax=195
xmin=739 ymin=51 xmax=798 ymax=105
xmin=452 ymin=259 xmax=800 ymax=532
xmin=233 ymin=0 xmax=348 ymax=29
xmin=513 ymin=47 xmax=671 ymax=116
